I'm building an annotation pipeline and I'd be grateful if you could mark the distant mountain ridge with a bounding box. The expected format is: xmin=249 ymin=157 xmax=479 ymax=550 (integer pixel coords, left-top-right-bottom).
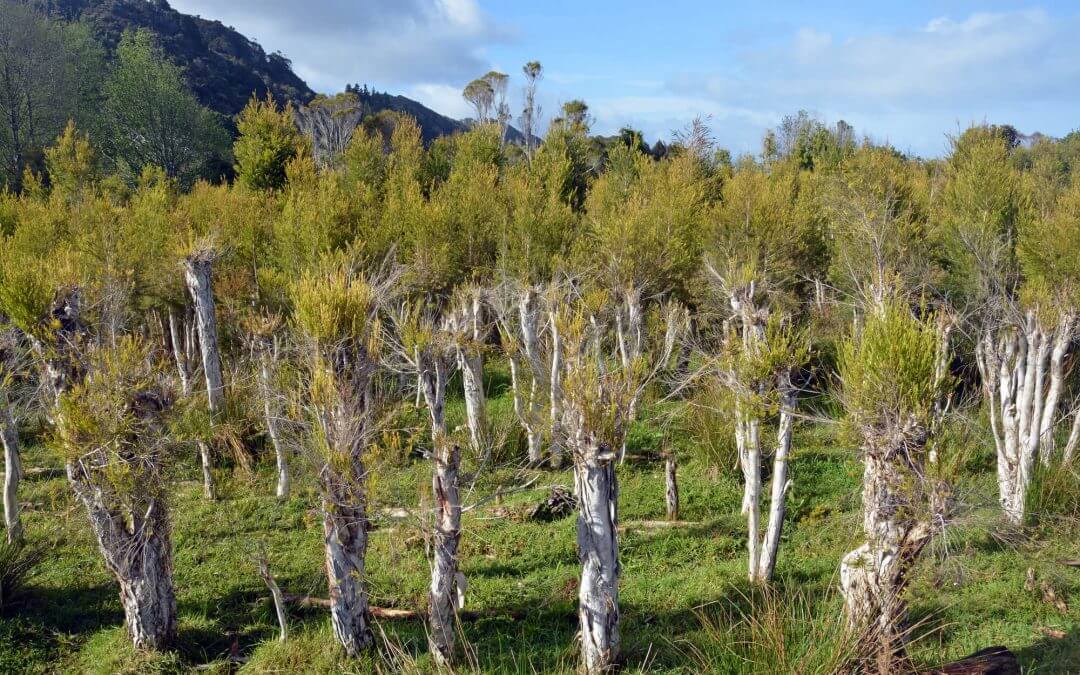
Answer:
xmin=16 ymin=0 xmax=492 ymax=144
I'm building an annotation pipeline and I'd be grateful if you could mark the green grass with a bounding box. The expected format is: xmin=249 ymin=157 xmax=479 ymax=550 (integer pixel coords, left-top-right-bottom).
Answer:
xmin=1 ymin=369 xmax=1077 ymax=673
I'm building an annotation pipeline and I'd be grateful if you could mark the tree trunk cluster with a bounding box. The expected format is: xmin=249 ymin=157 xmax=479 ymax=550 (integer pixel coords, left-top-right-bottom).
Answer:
xmin=976 ymin=311 xmax=1074 ymax=525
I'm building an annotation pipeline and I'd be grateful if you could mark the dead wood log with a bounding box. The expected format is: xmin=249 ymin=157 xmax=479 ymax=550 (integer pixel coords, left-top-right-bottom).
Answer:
xmin=920 ymin=646 xmax=1020 ymax=675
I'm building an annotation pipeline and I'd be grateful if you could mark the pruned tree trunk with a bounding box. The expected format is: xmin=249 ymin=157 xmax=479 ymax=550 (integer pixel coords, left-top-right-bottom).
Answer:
xmin=573 ymin=438 xmax=620 ymax=673
xmin=508 ymin=353 xmax=544 ymax=465
xmin=68 ymin=467 xmax=178 ymax=651
xmin=258 ymin=346 xmax=288 ymax=499
xmin=616 ymin=287 xmax=643 ymax=464
xmin=428 ymin=442 xmax=462 ymax=666
xmin=256 ymin=550 xmax=289 ymax=642
xmin=548 ymin=304 xmax=564 ymax=468
xmin=322 ymin=486 xmax=373 ymax=656
xmin=839 ymin=421 xmax=942 ymax=669
xmin=183 ymin=255 xmax=224 ymax=414
xmin=1064 ymin=406 xmax=1080 ymax=465
xmin=167 ymin=308 xmax=197 ymax=398
xmin=0 ymin=403 xmax=22 ymax=544
xmin=418 ymin=351 xmax=465 ymax=665
xmin=756 ymin=374 xmax=795 ymax=582
xmin=197 ymin=441 xmax=215 ymax=501
xmin=184 ymin=253 xmax=223 ymax=500
xmin=452 ymin=290 xmax=487 ymax=459
xmin=664 ymin=451 xmax=679 ymax=522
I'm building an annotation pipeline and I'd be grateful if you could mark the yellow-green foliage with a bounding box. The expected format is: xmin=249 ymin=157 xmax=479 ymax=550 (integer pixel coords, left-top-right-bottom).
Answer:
xmin=290 ymin=255 xmax=381 ymax=351
xmin=711 ymin=161 xmax=824 ymax=298
xmin=559 ymin=304 xmax=637 ymax=449
xmin=45 ymin=121 xmax=98 ymax=203
xmin=55 ymin=337 xmax=173 ymax=498
xmin=500 ymin=140 xmax=579 ymax=282
xmin=825 ymin=145 xmax=934 ymax=297
xmin=722 ymin=315 xmax=808 ymax=411
xmin=233 ymin=94 xmax=307 ymax=192
xmin=1019 ymin=180 xmax=1080 ymax=306
xmin=938 ymin=126 xmax=1025 ymax=299
xmin=582 ymin=145 xmax=705 ymax=299
xmin=838 ymin=301 xmax=942 ymax=430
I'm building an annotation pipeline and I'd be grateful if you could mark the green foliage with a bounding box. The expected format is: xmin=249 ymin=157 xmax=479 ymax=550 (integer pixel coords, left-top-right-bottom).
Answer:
xmin=1018 ymin=180 xmax=1080 ymax=304
xmin=0 ymin=3 xmax=105 ymax=188
xmin=233 ymin=95 xmax=306 ymax=192
xmin=711 ymin=162 xmax=825 ymax=300
xmin=938 ymin=126 xmax=1024 ymax=303
xmin=100 ymin=30 xmax=230 ymax=185
xmin=838 ymin=301 xmax=942 ymax=430
xmin=825 ymin=145 xmax=934 ymax=299
xmin=1024 ymin=460 xmax=1080 ymax=528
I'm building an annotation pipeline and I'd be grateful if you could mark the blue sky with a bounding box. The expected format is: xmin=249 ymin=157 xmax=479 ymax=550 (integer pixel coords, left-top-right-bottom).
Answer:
xmin=168 ymin=0 xmax=1080 ymax=157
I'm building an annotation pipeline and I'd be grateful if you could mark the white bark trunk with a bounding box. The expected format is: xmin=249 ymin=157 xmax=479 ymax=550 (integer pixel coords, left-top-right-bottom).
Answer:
xmin=573 ymin=439 xmax=620 ymax=673
xmin=184 ymin=255 xmax=222 ymax=501
xmin=1 ymin=404 xmax=22 ymax=544
xmin=428 ymin=442 xmax=462 ymax=666
xmin=167 ymin=309 xmax=196 ymax=399
xmin=418 ymin=352 xmax=464 ymax=664
xmin=197 ymin=441 xmax=216 ymax=501
xmin=756 ymin=377 xmax=794 ymax=582
xmin=323 ymin=491 xmax=373 ymax=656
xmin=838 ymin=425 xmax=936 ymax=667
xmin=1064 ymin=406 xmax=1080 ymax=466
xmin=259 ymin=348 xmax=289 ymax=499
xmin=664 ymin=452 xmax=679 ymax=521
xmin=548 ymin=306 xmax=564 ymax=468
xmin=508 ymin=354 xmax=544 ymax=465
xmin=183 ymin=255 xmax=224 ymax=414
xmin=68 ymin=466 xmax=177 ymax=651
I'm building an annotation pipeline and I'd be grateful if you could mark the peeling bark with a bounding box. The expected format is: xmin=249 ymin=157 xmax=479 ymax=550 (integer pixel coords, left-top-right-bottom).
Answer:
xmin=976 ymin=312 xmax=1075 ymax=525
xmin=572 ymin=438 xmax=620 ymax=674
xmin=428 ymin=442 xmax=462 ymax=666
xmin=183 ymin=254 xmax=223 ymax=500
xmin=322 ymin=486 xmax=372 ymax=656
xmin=839 ymin=420 xmax=943 ymax=668
xmin=548 ymin=303 xmax=564 ymax=468
xmin=418 ymin=350 xmax=465 ymax=665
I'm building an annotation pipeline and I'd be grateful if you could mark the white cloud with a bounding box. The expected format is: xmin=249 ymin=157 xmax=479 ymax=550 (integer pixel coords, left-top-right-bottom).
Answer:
xmin=405 ymin=83 xmax=474 ymax=120
xmin=169 ymin=0 xmax=513 ymax=93
xmin=661 ymin=9 xmax=1080 ymax=154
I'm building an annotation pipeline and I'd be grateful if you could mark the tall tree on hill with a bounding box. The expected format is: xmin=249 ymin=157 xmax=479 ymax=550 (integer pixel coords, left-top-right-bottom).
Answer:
xmin=0 ymin=3 xmax=104 ymax=189
xmin=520 ymin=61 xmax=543 ymax=159
xmin=100 ymin=30 xmax=228 ymax=184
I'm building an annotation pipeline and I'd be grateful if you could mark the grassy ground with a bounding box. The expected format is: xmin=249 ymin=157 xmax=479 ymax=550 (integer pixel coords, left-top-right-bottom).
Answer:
xmin=0 ymin=368 xmax=1077 ymax=673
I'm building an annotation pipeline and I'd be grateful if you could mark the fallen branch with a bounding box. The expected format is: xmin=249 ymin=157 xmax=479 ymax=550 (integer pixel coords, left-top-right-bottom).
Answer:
xmin=281 ymin=594 xmax=524 ymax=621
xmin=254 ymin=545 xmax=288 ymax=642
xmin=620 ymin=520 xmax=703 ymax=531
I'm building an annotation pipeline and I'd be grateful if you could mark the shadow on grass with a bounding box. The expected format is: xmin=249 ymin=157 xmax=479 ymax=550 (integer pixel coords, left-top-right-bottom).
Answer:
xmin=1015 ymin=628 xmax=1080 ymax=672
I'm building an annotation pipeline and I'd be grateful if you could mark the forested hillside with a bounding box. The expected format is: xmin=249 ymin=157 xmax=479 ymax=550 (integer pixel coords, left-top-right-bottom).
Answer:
xmin=16 ymin=0 xmax=314 ymax=116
